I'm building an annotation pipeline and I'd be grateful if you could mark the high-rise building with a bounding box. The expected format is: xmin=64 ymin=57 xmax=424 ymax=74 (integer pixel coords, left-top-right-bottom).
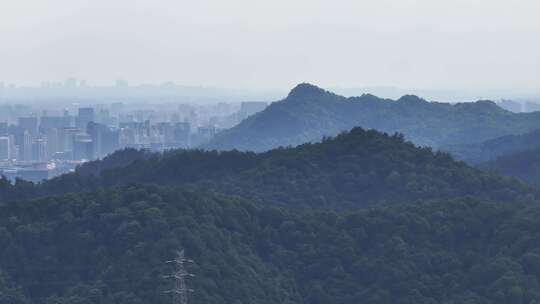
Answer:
xmin=97 ymin=109 xmax=115 ymax=127
xmin=0 ymin=122 xmax=8 ymax=136
xmin=22 ymin=131 xmax=33 ymax=161
xmin=87 ymin=122 xmax=120 ymax=158
xmin=157 ymin=122 xmax=175 ymax=143
xmin=73 ymin=138 xmax=94 ymax=160
xmin=12 ymin=126 xmax=25 ymax=160
xmin=0 ymin=136 xmax=10 ymax=160
xmin=32 ymin=138 xmax=47 ymax=162
xmin=18 ymin=117 xmax=39 ymax=136
xmin=76 ymin=107 xmax=95 ymax=130
xmin=58 ymin=127 xmax=81 ymax=155
xmin=173 ymin=122 xmax=191 ymax=148
xmin=44 ymin=128 xmax=59 ymax=160
xmin=120 ymin=122 xmax=145 ymax=144
xmin=102 ymin=129 xmax=120 ymax=156
xmin=40 ymin=116 xmax=71 ymax=130
xmin=119 ymin=128 xmax=136 ymax=146
xmin=87 ymin=122 xmax=103 ymax=158
xmin=191 ymin=126 xmax=216 ymax=147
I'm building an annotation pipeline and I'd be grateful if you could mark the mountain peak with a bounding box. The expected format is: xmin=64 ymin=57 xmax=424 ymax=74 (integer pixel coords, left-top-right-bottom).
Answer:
xmin=475 ymin=100 xmax=498 ymax=107
xmin=455 ymin=100 xmax=504 ymax=113
xmin=287 ymin=83 xmax=328 ymax=99
xmin=398 ymin=95 xmax=427 ymax=104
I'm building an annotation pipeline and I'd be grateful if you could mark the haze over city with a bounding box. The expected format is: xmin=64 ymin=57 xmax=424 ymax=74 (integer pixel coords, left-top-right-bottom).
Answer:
xmin=1 ymin=0 xmax=539 ymax=96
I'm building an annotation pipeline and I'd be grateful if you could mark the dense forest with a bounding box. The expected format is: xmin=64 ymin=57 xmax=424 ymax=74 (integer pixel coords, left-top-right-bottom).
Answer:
xmin=3 ymin=122 xmax=540 ymax=303
xmin=203 ymin=83 xmax=540 ymax=152
xmin=0 ymin=128 xmax=533 ymax=209
xmin=3 ymin=184 xmax=540 ymax=303
xmin=444 ymin=129 xmax=540 ymax=164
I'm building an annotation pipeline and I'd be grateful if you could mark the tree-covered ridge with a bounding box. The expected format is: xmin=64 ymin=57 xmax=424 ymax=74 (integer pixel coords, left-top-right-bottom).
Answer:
xmin=204 ymin=83 xmax=540 ymax=152
xmin=0 ymin=186 xmax=299 ymax=304
xmin=3 ymin=185 xmax=540 ymax=303
xmin=1 ymin=127 xmax=533 ymax=209
xmin=479 ymin=147 xmax=540 ymax=186
xmin=75 ymin=148 xmax=153 ymax=177
xmin=444 ymin=129 xmax=540 ymax=164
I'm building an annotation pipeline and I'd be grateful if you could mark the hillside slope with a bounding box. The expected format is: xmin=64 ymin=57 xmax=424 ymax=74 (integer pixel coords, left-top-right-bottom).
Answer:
xmin=480 ymin=147 xmax=540 ymax=185
xmin=3 ymin=185 xmax=540 ymax=303
xmin=444 ymin=129 xmax=540 ymax=164
xmin=204 ymin=83 xmax=540 ymax=152
xmin=1 ymin=127 xmax=533 ymax=209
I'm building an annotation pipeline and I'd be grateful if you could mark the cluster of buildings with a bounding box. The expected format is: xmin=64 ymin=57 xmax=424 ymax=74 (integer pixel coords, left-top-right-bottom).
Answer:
xmin=0 ymin=100 xmax=268 ymax=182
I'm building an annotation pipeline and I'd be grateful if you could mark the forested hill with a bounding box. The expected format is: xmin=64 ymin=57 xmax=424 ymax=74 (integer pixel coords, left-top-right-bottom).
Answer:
xmin=479 ymin=147 xmax=540 ymax=185
xmin=1 ymin=127 xmax=533 ymax=209
xmin=203 ymin=83 xmax=540 ymax=152
xmin=444 ymin=129 xmax=540 ymax=164
xmin=3 ymin=184 xmax=540 ymax=303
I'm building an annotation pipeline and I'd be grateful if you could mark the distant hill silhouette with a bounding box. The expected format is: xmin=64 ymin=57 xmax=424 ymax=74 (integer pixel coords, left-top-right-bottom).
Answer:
xmin=444 ymin=129 xmax=540 ymax=164
xmin=2 ymin=127 xmax=533 ymax=209
xmin=204 ymin=83 xmax=540 ymax=152
xmin=480 ymin=146 xmax=540 ymax=185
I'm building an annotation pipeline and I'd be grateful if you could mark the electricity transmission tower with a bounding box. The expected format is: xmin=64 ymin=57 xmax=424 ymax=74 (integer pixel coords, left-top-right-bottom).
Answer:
xmin=164 ymin=249 xmax=194 ymax=304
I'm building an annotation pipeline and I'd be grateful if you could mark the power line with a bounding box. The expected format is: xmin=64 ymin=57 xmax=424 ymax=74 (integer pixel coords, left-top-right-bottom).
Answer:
xmin=163 ymin=249 xmax=194 ymax=304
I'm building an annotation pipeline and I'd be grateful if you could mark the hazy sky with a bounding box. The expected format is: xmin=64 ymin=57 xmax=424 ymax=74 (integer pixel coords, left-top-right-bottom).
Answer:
xmin=1 ymin=0 xmax=539 ymax=92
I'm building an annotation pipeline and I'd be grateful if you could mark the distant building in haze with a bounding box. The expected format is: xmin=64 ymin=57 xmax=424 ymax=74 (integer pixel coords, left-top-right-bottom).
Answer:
xmin=76 ymin=107 xmax=95 ymax=130
xmin=74 ymin=137 xmax=94 ymax=161
xmin=0 ymin=122 xmax=8 ymax=136
xmin=40 ymin=116 xmax=72 ymax=130
xmin=0 ymin=137 xmax=10 ymax=160
xmin=18 ymin=117 xmax=39 ymax=136
xmin=173 ymin=122 xmax=191 ymax=148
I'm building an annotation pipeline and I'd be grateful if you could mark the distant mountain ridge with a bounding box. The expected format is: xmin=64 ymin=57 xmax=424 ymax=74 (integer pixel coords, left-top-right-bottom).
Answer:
xmin=1 ymin=127 xmax=533 ymax=209
xmin=479 ymin=146 xmax=540 ymax=185
xmin=444 ymin=129 xmax=540 ymax=164
xmin=203 ymin=83 xmax=540 ymax=152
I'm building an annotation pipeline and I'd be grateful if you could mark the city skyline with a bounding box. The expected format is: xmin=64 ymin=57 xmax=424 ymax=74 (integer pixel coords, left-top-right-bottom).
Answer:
xmin=1 ymin=0 xmax=539 ymax=93
xmin=0 ymin=98 xmax=268 ymax=182
xmin=1 ymin=77 xmax=539 ymax=103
